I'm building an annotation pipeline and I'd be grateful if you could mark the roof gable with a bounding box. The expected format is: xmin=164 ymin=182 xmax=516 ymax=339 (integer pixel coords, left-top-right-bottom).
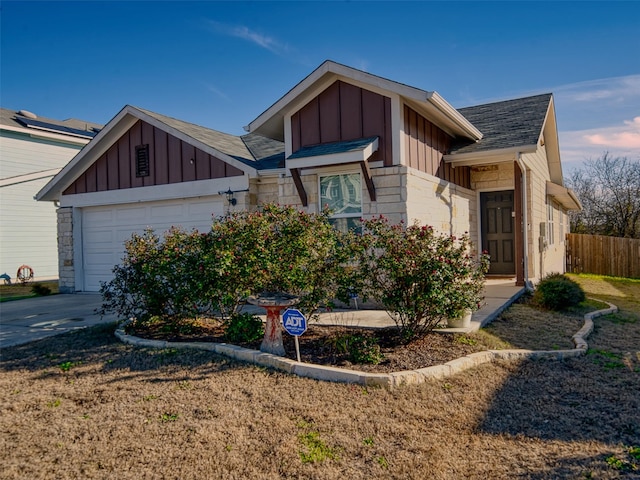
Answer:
xmin=37 ymin=105 xmax=284 ymax=201
xmin=450 ymin=93 xmax=552 ymax=155
xmin=245 ymin=60 xmax=482 ymax=142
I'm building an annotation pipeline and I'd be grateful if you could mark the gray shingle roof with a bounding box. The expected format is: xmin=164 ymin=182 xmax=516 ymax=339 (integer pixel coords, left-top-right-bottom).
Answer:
xmin=288 ymin=136 xmax=378 ymax=159
xmin=241 ymin=133 xmax=285 ymax=169
xmin=450 ymin=93 xmax=552 ymax=155
xmin=135 ymin=107 xmax=284 ymax=169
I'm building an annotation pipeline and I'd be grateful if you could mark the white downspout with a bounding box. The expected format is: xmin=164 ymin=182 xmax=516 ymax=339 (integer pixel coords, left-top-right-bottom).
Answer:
xmin=516 ymin=153 xmax=532 ymax=290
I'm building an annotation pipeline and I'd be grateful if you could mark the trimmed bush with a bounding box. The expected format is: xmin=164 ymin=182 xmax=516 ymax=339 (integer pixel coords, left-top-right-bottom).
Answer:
xmin=99 ymin=204 xmax=355 ymax=325
xmin=99 ymin=227 xmax=210 ymax=325
xmin=224 ymin=313 xmax=264 ymax=343
xmin=353 ymin=216 xmax=490 ymax=339
xmin=533 ymin=273 xmax=586 ymax=310
xmin=100 ymin=206 xmax=490 ymax=344
xmin=348 ymin=335 xmax=384 ymax=365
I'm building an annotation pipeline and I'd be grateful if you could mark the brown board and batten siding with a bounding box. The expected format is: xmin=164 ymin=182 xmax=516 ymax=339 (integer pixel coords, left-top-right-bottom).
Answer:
xmin=63 ymin=120 xmax=243 ymax=195
xmin=404 ymin=105 xmax=471 ymax=189
xmin=291 ymin=81 xmax=393 ymax=166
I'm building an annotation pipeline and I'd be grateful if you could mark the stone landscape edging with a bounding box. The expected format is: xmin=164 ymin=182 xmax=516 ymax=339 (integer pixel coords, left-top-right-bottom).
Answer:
xmin=114 ymin=299 xmax=618 ymax=389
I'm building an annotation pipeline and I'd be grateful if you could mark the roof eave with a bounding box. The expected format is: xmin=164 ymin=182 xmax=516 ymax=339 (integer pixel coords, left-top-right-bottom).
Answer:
xmin=542 ymin=96 xmax=564 ymax=184
xmin=426 ymin=92 xmax=483 ymax=140
xmin=36 ymin=105 xmax=138 ymax=202
xmin=444 ymin=144 xmax=538 ymax=166
xmin=0 ymin=123 xmax=92 ymax=146
xmin=547 ymin=181 xmax=582 ymax=211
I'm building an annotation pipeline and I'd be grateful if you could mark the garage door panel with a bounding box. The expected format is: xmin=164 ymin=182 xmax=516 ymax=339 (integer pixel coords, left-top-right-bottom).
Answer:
xmin=188 ymin=201 xmax=220 ymax=217
xmin=86 ymin=252 xmax=116 ymax=266
xmin=82 ymin=197 xmax=222 ymax=292
xmin=115 ymin=206 xmax=147 ymax=224
xmin=84 ymin=229 xmax=115 ymax=245
xmin=83 ymin=209 xmax=113 ymax=227
xmin=150 ymin=204 xmax=185 ymax=219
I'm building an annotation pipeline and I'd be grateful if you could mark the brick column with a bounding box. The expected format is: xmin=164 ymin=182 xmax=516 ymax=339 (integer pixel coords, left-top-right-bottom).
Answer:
xmin=57 ymin=207 xmax=75 ymax=293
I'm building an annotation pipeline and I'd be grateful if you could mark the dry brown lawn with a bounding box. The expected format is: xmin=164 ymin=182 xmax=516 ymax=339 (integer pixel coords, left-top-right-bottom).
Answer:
xmin=1 ymin=274 xmax=639 ymax=479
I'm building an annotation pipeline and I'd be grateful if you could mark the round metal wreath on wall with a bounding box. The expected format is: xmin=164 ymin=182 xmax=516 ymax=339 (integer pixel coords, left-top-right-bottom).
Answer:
xmin=16 ymin=265 xmax=34 ymax=285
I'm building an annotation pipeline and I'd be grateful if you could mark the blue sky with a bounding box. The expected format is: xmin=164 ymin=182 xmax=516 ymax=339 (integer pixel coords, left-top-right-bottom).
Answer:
xmin=2 ymin=1 xmax=639 ymax=172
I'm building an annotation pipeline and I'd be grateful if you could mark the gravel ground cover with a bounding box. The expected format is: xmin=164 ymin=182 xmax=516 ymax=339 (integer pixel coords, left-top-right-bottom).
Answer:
xmin=0 ymin=274 xmax=638 ymax=479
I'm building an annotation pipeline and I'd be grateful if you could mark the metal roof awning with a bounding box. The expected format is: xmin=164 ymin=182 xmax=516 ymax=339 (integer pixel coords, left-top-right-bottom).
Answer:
xmin=546 ymin=181 xmax=582 ymax=211
xmin=287 ymin=137 xmax=379 ymax=206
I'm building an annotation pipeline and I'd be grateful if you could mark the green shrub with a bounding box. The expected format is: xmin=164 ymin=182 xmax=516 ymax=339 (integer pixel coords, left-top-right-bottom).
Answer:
xmin=31 ymin=283 xmax=51 ymax=296
xmin=354 ymin=216 xmax=490 ymax=339
xmin=348 ymin=335 xmax=384 ymax=365
xmin=224 ymin=312 xmax=264 ymax=343
xmin=99 ymin=204 xmax=356 ymax=326
xmin=207 ymin=204 xmax=356 ymax=320
xmin=99 ymin=206 xmax=490 ymax=346
xmin=99 ymin=227 xmax=212 ymax=325
xmin=533 ymin=273 xmax=586 ymax=310
xmin=324 ymin=332 xmax=384 ymax=364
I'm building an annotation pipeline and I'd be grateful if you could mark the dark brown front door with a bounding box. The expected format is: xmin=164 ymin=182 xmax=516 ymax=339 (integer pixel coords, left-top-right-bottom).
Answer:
xmin=481 ymin=191 xmax=515 ymax=275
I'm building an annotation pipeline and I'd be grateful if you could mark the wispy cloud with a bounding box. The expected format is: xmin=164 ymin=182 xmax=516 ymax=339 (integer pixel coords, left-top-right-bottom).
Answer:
xmin=203 ymin=83 xmax=230 ymax=101
xmin=552 ymin=74 xmax=640 ymax=170
xmin=206 ymin=20 xmax=290 ymax=56
xmin=554 ymin=75 xmax=640 ymax=104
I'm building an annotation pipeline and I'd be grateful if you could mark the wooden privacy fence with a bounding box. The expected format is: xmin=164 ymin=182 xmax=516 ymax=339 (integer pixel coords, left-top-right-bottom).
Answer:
xmin=566 ymin=233 xmax=640 ymax=279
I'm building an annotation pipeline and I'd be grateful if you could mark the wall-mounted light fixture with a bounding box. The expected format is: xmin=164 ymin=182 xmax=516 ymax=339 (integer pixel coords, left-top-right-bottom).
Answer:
xmin=219 ymin=187 xmax=237 ymax=206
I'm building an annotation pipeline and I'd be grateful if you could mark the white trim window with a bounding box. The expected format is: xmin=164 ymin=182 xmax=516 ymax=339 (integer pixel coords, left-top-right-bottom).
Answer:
xmin=319 ymin=173 xmax=362 ymax=232
xmin=547 ymin=200 xmax=555 ymax=245
xmin=559 ymin=206 xmax=565 ymax=241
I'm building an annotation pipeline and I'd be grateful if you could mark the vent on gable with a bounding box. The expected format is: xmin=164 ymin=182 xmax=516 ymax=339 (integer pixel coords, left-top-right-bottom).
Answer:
xmin=135 ymin=144 xmax=150 ymax=177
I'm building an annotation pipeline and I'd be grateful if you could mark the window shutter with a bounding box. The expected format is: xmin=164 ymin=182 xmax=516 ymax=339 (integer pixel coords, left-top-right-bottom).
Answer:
xmin=135 ymin=144 xmax=150 ymax=177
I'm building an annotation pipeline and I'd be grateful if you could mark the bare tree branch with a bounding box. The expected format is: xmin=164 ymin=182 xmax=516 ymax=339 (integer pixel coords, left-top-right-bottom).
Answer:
xmin=566 ymin=153 xmax=640 ymax=238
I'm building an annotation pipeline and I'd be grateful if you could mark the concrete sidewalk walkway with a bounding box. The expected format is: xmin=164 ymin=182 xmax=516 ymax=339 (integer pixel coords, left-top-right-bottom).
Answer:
xmin=246 ymin=278 xmax=525 ymax=333
xmin=0 ymin=279 xmax=524 ymax=349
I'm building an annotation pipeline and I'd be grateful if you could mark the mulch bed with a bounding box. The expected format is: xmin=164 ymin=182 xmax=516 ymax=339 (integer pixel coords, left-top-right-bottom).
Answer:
xmin=125 ymin=319 xmax=485 ymax=373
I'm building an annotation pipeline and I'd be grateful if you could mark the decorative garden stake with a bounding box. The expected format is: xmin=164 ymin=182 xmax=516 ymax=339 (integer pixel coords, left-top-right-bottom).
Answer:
xmin=247 ymin=292 xmax=299 ymax=356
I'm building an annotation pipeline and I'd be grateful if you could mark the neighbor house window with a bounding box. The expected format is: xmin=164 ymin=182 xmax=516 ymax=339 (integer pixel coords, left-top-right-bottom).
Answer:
xmin=547 ymin=200 xmax=555 ymax=245
xmin=319 ymin=173 xmax=362 ymax=232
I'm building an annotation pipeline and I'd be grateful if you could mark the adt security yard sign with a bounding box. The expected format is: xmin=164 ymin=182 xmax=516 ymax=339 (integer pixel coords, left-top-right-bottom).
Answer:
xmin=282 ymin=308 xmax=307 ymax=362
xmin=282 ymin=309 xmax=307 ymax=336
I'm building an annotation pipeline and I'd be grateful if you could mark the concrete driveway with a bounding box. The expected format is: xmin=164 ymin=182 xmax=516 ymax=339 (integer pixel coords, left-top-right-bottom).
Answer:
xmin=0 ymin=294 xmax=120 ymax=349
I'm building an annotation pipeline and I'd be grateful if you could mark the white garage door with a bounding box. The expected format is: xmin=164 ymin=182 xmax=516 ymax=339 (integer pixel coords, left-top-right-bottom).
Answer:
xmin=81 ymin=197 xmax=223 ymax=291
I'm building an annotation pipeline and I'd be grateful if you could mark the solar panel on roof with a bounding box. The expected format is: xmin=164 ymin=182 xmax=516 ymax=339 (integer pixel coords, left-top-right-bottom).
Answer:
xmin=15 ymin=117 xmax=98 ymax=139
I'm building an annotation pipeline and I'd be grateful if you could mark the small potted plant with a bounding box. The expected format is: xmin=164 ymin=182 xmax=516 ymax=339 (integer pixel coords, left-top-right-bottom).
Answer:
xmin=445 ymin=251 xmax=490 ymax=328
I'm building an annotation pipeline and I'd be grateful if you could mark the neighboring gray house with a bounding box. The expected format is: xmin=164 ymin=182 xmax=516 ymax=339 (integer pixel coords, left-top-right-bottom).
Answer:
xmin=37 ymin=61 xmax=580 ymax=293
xmin=0 ymin=108 xmax=101 ymax=281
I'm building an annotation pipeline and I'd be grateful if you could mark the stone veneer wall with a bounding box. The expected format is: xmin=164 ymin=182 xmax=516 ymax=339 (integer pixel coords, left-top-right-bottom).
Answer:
xmin=470 ymin=162 xmax=515 ymax=191
xmin=254 ymin=166 xmax=408 ymax=224
xmin=57 ymin=207 xmax=75 ymax=293
xmin=405 ymin=167 xmax=478 ymax=252
xmin=253 ymin=166 xmax=476 ymax=242
xmin=252 ymin=177 xmax=279 ymax=208
xmin=364 ymin=166 xmax=407 ymax=225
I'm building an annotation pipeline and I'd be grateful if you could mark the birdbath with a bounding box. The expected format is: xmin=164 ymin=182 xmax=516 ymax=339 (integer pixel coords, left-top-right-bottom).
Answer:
xmin=247 ymin=292 xmax=299 ymax=356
